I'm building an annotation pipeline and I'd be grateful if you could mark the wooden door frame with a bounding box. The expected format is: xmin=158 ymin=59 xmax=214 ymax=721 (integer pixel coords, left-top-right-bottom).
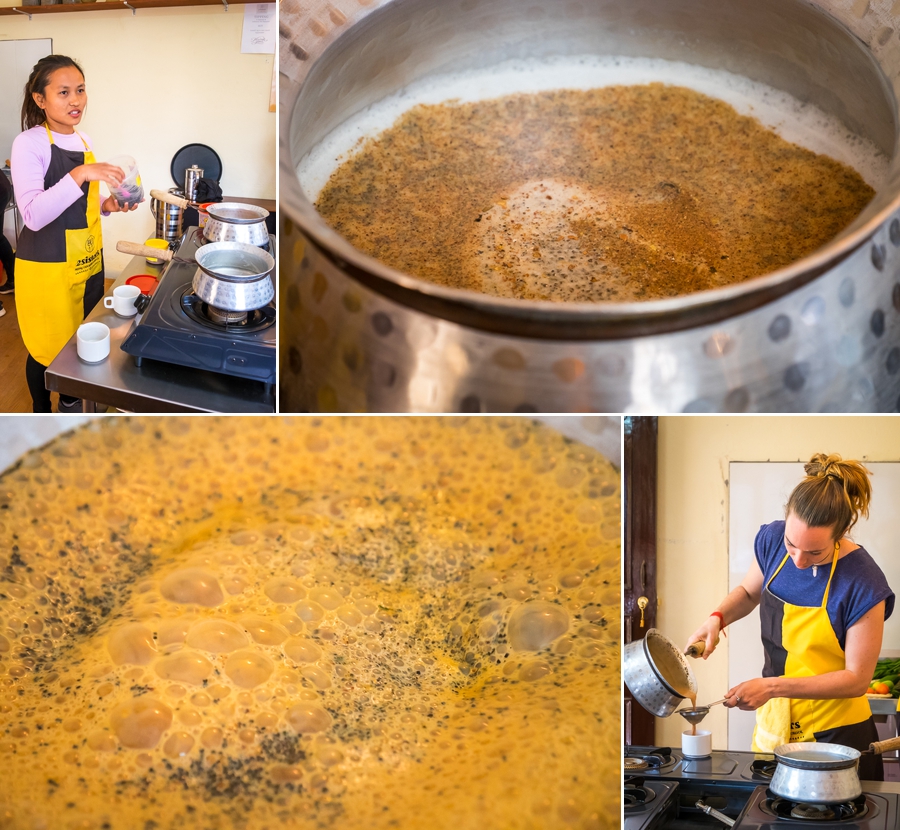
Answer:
xmin=624 ymin=416 xmax=658 ymax=746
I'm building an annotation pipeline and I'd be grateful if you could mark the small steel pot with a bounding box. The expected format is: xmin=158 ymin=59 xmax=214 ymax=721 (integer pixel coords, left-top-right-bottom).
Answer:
xmin=623 ymin=629 xmax=698 ymax=718
xmin=772 ymin=743 xmax=862 ymax=804
xmin=772 ymin=736 xmax=900 ymax=804
xmin=193 ymin=242 xmax=275 ymax=312
xmin=203 ymin=213 xmax=270 ymax=247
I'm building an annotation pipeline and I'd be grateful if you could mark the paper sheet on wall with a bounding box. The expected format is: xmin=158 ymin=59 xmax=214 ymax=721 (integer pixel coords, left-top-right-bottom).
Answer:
xmin=241 ymin=3 xmax=277 ymax=54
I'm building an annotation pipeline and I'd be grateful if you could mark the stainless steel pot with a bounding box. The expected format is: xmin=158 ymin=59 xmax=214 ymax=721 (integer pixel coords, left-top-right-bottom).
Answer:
xmin=203 ymin=212 xmax=270 ymax=247
xmin=151 ymin=187 xmax=184 ymax=242
xmin=772 ymin=737 xmax=900 ymax=804
xmin=279 ymin=0 xmax=900 ymax=413
xmin=193 ymin=242 xmax=275 ymax=312
xmin=150 ymin=189 xmax=271 ymax=247
xmin=622 ymin=629 xmax=698 ymax=718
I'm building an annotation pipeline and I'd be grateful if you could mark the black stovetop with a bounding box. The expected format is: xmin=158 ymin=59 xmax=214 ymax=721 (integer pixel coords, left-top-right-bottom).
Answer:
xmin=120 ymin=228 xmax=275 ymax=385
xmin=624 ymin=746 xmax=900 ymax=829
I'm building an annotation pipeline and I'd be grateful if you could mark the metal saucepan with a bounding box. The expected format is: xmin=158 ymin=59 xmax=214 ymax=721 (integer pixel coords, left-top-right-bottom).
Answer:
xmin=279 ymin=0 xmax=900 ymax=413
xmin=772 ymin=737 xmax=900 ymax=804
xmin=116 ymin=241 xmax=275 ymax=312
xmin=623 ymin=629 xmax=698 ymax=718
xmin=149 ymin=189 xmax=270 ymax=247
xmin=193 ymin=242 xmax=275 ymax=311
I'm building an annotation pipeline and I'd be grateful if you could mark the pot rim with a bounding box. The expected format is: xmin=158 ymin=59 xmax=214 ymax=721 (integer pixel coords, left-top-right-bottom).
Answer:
xmin=642 ymin=628 xmax=697 ymax=700
xmin=774 ymin=742 xmax=861 ymax=770
xmin=279 ymin=0 xmax=899 ymax=334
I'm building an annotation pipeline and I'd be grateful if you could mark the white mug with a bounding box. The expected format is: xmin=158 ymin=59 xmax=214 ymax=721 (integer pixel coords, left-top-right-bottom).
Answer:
xmin=104 ymin=284 xmax=141 ymax=317
xmin=76 ymin=322 xmax=111 ymax=363
xmin=682 ymin=729 xmax=712 ymax=758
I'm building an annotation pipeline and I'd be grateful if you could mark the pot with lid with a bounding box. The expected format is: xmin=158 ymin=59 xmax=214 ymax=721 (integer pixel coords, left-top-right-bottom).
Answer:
xmin=623 ymin=629 xmax=698 ymax=717
xmin=280 ymin=0 xmax=900 ymax=413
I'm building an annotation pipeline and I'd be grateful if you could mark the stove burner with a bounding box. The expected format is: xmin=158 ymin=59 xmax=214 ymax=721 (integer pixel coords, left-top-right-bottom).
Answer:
xmin=180 ymin=291 xmax=275 ymax=332
xmin=750 ymin=759 xmax=777 ymax=779
xmin=206 ymin=304 xmax=248 ymax=325
xmin=625 ymin=747 xmax=674 ymax=770
xmin=625 ymin=757 xmax=649 ymax=772
xmin=764 ymin=790 xmax=868 ymax=822
xmin=790 ymin=804 xmax=836 ymax=821
xmin=624 ymin=786 xmax=656 ymax=809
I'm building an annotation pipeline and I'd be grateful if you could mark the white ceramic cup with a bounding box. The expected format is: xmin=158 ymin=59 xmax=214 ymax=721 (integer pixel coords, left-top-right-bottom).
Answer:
xmin=76 ymin=322 xmax=111 ymax=363
xmin=682 ymin=729 xmax=712 ymax=758
xmin=103 ymin=284 xmax=141 ymax=317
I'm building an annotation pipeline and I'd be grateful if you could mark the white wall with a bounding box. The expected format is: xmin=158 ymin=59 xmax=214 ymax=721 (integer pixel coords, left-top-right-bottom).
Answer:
xmin=0 ymin=6 xmax=275 ymax=273
xmin=656 ymin=416 xmax=900 ymax=751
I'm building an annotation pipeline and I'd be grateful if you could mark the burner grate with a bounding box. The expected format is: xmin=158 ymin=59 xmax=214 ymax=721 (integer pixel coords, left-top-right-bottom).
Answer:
xmin=180 ymin=290 xmax=275 ymax=333
xmin=765 ymin=790 xmax=868 ymax=822
xmin=624 ymin=785 xmax=656 ymax=810
xmin=750 ymin=759 xmax=777 ymax=780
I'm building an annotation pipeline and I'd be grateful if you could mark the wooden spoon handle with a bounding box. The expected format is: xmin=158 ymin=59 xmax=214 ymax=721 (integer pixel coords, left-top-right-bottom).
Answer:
xmin=116 ymin=240 xmax=173 ymax=260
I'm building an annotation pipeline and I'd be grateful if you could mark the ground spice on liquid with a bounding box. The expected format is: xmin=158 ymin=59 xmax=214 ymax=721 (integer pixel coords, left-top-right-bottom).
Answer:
xmin=316 ymin=84 xmax=875 ymax=302
xmin=0 ymin=418 xmax=619 ymax=830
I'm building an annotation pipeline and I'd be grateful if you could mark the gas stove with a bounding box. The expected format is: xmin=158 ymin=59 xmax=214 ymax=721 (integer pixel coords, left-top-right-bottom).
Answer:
xmin=121 ymin=228 xmax=275 ymax=386
xmin=624 ymin=747 xmax=900 ymax=829
xmin=625 ymin=779 xmax=680 ymax=830
xmin=735 ymin=786 xmax=899 ymax=829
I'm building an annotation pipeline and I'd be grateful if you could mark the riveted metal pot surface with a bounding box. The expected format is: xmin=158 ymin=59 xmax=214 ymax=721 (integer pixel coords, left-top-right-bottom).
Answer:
xmin=622 ymin=629 xmax=698 ymax=718
xmin=280 ymin=0 xmax=900 ymax=413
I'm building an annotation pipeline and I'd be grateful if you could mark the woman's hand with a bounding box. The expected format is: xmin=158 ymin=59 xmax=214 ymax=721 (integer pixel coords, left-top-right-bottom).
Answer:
xmin=70 ymin=163 xmax=126 ymax=188
xmin=684 ymin=617 xmax=721 ymax=659
xmin=101 ymin=195 xmax=141 ymax=213
xmin=724 ymin=677 xmax=776 ymax=710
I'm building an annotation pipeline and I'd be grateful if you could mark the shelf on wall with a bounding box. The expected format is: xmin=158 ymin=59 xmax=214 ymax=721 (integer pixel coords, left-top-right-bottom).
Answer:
xmin=0 ymin=0 xmax=246 ymax=17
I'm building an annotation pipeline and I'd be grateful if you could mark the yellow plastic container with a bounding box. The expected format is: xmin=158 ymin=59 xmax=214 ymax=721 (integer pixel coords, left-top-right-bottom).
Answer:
xmin=143 ymin=238 xmax=169 ymax=265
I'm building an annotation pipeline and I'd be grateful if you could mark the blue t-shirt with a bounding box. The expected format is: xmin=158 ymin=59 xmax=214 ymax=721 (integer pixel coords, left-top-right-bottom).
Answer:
xmin=755 ymin=520 xmax=894 ymax=651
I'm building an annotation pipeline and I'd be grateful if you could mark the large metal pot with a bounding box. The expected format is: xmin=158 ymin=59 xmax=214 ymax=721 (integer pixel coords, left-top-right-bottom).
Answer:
xmin=772 ymin=737 xmax=900 ymax=804
xmin=622 ymin=629 xmax=698 ymax=718
xmin=279 ymin=0 xmax=900 ymax=413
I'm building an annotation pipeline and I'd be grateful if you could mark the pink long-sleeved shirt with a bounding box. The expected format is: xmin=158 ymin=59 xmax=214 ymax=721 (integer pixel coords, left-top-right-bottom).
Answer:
xmin=10 ymin=126 xmax=95 ymax=233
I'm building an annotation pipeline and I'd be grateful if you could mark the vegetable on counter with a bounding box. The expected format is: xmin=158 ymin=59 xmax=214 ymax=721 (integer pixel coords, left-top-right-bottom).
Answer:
xmin=868 ymin=658 xmax=900 ymax=697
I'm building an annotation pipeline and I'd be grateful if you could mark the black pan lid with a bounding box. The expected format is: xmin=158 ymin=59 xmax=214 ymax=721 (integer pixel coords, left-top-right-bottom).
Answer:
xmin=171 ymin=143 xmax=223 ymax=187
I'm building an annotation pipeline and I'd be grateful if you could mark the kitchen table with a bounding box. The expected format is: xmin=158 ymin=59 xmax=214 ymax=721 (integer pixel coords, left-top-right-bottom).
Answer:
xmin=44 ymin=253 xmax=275 ymax=413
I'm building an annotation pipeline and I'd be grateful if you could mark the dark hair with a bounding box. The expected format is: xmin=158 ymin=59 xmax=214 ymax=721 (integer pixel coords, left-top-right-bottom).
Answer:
xmin=21 ymin=55 xmax=85 ymax=132
xmin=785 ymin=453 xmax=873 ymax=541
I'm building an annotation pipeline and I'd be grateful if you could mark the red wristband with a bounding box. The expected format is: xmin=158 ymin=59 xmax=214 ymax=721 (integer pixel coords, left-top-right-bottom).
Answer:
xmin=710 ymin=611 xmax=727 ymax=636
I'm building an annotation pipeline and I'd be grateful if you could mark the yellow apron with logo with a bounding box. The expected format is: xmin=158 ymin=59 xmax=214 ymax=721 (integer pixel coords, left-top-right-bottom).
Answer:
xmin=16 ymin=125 xmax=103 ymax=366
xmin=752 ymin=550 xmax=874 ymax=759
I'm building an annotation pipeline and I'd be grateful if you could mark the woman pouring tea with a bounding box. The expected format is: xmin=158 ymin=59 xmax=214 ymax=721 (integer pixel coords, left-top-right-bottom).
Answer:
xmin=685 ymin=454 xmax=894 ymax=780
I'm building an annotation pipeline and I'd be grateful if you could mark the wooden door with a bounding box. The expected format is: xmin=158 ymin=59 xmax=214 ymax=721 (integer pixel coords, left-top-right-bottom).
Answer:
xmin=624 ymin=416 xmax=657 ymax=746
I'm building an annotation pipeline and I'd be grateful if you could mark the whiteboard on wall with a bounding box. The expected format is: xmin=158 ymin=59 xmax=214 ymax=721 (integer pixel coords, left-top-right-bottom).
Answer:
xmin=0 ymin=39 xmax=52 ymax=166
xmin=726 ymin=461 xmax=900 ymax=751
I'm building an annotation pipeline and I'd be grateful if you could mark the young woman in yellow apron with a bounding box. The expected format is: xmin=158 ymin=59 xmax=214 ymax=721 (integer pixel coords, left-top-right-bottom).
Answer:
xmin=11 ymin=55 xmax=138 ymax=412
xmin=686 ymin=453 xmax=893 ymax=780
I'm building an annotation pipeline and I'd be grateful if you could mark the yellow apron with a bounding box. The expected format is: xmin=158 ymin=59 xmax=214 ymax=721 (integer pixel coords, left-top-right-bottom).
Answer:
xmin=16 ymin=124 xmax=103 ymax=366
xmin=752 ymin=549 xmax=873 ymax=754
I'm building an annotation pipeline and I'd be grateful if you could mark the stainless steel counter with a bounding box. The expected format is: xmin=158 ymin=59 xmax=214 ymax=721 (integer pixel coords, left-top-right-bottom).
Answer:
xmin=44 ymin=254 xmax=275 ymax=413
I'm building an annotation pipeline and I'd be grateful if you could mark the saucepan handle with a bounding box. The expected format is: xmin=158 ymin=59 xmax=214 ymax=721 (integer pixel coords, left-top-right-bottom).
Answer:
xmin=870 ymin=735 xmax=900 ymax=755
xmin=150 ymin=189 xmax=191 ymax=210
xmin=116 ymin=241 xmax=174 ymax=261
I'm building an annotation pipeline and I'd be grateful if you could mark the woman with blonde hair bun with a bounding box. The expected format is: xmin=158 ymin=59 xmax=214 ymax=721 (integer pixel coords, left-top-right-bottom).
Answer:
xmin=685 ymin=453 xmax=894 ymax=780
